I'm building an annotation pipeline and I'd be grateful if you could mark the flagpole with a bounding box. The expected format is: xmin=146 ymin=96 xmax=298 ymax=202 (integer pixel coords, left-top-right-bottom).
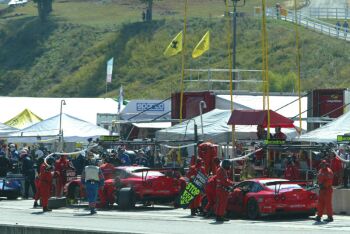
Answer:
xmin=294 ymin=0 xmax=302 ymax=133
xmin=179 ymin=0 xmax=188 ymax=123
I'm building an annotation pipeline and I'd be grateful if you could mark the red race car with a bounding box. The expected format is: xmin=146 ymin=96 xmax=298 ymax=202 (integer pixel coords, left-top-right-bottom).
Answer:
xmin=64 ymin=166 xmax=184 ymax=209
xmin=227 ymin=178 xmax=318 ymax=219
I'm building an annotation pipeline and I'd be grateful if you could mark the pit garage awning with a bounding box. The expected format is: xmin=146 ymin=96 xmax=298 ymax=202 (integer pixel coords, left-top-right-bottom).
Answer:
xmin=227 ymin=110 xmax=295 ymax=128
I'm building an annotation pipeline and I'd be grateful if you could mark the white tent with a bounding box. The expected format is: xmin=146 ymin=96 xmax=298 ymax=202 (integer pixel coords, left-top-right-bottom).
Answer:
xmin=0 ymin=97 xmax=122 ymax=125
xmin=7 ymin=113 xmax=110 ymax=142
xmin=294 ymin=111 xmax=350 ymax=143
xmin=156 ymin=109 xmax=298 ymax=143
xmin=0 ymin=122 xmax=18 ymax=135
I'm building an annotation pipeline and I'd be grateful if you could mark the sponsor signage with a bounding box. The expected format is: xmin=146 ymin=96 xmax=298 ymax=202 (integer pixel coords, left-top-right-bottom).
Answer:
xmin=136 ymin=103 xmax=165 ymax=112
xmin=337 ymin=135 xmax=350 ymax=142
xmin=100 ymin=135 xmax=120 ymax=142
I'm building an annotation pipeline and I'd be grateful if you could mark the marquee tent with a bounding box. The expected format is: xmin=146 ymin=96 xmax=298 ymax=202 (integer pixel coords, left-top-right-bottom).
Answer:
xmin=7 ymin=113 xmax=110 ymax=143
xmin=294 ymin=111 xmax=350 ymax=143
xmin=5 ymin=109 xmax=42 ymax=129
xmin=156 ymin=109 xmax=298 ymax=143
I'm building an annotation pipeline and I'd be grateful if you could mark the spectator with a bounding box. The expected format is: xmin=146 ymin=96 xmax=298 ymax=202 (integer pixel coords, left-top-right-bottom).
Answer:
xmin=0 ymin=151 xmax=11 ymax=177
xmin=257 ymin=125 xmax=272 ymax=140
xmin=343 ymin=20 xmax=349 ymax=37
xmin=336 ymin=21 xmax=341 ymax=37
xmin=20 ymin=149 xmax=36 ymax=199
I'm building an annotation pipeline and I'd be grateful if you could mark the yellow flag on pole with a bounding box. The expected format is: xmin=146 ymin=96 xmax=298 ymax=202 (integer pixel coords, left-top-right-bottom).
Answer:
xmin=164 ymin=31 xmax=183 ymax=57
xmin=192 ymin=31 xmax=210 ymax=59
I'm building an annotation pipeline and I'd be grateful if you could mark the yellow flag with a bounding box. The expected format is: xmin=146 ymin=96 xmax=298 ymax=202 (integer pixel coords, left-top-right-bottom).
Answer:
xmin=192 ymin=31 xmax=210 ymax=59
xmin=164 ymin=31 xmax=183 ymax=57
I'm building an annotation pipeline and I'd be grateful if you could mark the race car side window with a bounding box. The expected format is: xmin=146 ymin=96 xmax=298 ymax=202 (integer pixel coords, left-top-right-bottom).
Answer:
xmin=115 ymin=169 xmax=129 ymax=179
xmin=238 ymin=181 xmax=252 ymax=192
xmin=250 ymin=182 xmax=263 ymax=193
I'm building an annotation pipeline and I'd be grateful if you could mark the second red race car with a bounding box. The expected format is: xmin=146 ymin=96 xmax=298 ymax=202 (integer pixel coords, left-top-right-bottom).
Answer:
xmin=64 ymin=166 xmax=185 ymax=209
xmin=227 ymin=178 xmax=318 ymax=219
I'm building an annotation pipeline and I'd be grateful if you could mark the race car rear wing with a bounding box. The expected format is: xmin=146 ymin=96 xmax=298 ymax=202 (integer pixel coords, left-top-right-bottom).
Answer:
xmin=132 ymin=168 xmax=182 ymax=181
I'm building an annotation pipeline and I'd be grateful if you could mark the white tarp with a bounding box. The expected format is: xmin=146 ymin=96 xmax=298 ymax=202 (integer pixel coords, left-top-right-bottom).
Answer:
xmin=0 ymin=97 xmax=122 ymax=125
xmin=156 ymin=109 xmax=298 ymax=143
xmin=120 ymin=99 xmax=171 ymax=121
xmin=0 ymin=122 xmax=18 ymax=135
xmin=7 ymin=113 xmax=110 ymax=142
xmin=294 ymin=110 xmax=350 ymax=143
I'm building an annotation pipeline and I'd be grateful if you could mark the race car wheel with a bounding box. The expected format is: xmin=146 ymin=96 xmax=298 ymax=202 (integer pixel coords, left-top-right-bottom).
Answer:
xmin=6 ymin=191 xmax=20 ymax=200
xmin=246 ymin=198 xmax=260 ymax=220
xmin=117 ymin=187 xmax=135 ymax=210
xmin=67 ymin=184 xmax=80 ymax=201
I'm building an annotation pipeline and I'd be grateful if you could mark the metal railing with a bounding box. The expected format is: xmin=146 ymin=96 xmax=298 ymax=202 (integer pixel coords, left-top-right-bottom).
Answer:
xmin=306 ymin=8 xmax=350 ymax=19
xmin=264 ymin=8 xmax=350 ymax=42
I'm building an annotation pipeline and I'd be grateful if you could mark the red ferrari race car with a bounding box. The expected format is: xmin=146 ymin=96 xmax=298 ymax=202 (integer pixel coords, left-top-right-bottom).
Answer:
xmin=64 ymin=166 xmax=185 ymax=209
xmin=227 ymin=178 xmax=318 ymax=219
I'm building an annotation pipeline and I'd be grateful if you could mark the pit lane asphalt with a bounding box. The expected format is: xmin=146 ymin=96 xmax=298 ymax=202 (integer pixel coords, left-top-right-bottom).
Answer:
xmin=0 ymin=198 xmax=349 ymax=234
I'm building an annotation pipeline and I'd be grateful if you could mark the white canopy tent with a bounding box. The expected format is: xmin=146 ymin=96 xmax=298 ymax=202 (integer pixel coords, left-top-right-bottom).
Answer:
xmin=6 ymin=113 xmax=110 ymax=143
xmin=156 ymin=109 xmax=299 ymax=143
xmin=0 ymin=97 xmax=122 ymax=125
xmin=294 ymin=111 xmax=350 ymax=143
xmin=0 ymin=122 xmax=18 ymax=135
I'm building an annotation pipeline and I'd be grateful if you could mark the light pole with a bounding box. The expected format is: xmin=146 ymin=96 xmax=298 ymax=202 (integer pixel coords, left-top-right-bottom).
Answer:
xmin=199 ymin=100 xmax=207 ymax=138
xmin=59 ymin=99 xmax=66 ymax=151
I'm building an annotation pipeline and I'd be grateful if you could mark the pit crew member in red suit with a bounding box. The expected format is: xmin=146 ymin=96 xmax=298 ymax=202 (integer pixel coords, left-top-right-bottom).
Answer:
xmin=186 ymin=158 xmax=206 ymax=216
xmin=215 ymin=159 xmax=233 ymax=222
xmin=39 ymin=156 xmax=55 ymax=212
xmin=315 ymin=160 xmax=334 ymax=222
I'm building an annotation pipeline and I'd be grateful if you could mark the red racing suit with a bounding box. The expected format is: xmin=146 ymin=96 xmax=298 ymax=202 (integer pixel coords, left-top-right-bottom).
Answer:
xmin=317 ymin=167 xmax=334 ymax=217
xmin=330 ymin=157 xmax=342 ymax=186
xmin=39 ymin=163 xmax=53 ymax=209
xmin=284 ymin=164 xmax=300 ymax=181
xmin=186 ymin=164 xmax=206 ymax=210
xmin=204 ymin=175 xmax=216 ymax=213
xmin=198 ymin=142 xmax=218 ymax=175
xmin=98 ymin=163 xmax=117 ymax=207
xmin=215 ymin=167 xmax=233 ymax=217
xmin=54 ymin=157 xmax=70 ymax=197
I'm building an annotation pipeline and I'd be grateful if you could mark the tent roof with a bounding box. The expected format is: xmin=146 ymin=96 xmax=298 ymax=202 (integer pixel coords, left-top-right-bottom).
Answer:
xmin=5 ymin=108 xmax=43 ymax=129
xmin=227 ymin=110 xmax=295 ymax=128
xmin=156 ymin=109 xmax=298 ymax=143
xmin=0 ymin=122 xmax=18 ymax=135
xmin=294 ymin=110 xmax=350 ymax=143
xmin=8 ymin=113 xmax=110 ymax=142
xmin=216 ymin=94 xmax=307 ymax=129
xmin=0 ymin=97 xmax=122 ymax=124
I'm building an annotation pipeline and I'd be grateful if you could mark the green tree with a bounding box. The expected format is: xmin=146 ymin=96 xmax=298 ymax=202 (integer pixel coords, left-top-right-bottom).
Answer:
xmin=33 ymin=0 xmax=53 ymax=22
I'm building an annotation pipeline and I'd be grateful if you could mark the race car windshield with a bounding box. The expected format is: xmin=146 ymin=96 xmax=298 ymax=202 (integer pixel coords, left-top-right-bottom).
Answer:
xmin=133 ymin=171 xmax=164 ymax=177
xmin=265 ymin=184 xmax=302 ymax=190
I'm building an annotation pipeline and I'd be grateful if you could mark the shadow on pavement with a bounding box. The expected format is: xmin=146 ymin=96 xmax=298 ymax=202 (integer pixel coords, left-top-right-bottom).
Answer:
xmin=31 ymin=211 xmax=45 ymax=215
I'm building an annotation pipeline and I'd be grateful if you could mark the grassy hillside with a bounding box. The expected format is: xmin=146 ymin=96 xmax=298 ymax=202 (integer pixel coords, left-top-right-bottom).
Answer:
xmin=0 ymin=0 xmax=349 ymax=99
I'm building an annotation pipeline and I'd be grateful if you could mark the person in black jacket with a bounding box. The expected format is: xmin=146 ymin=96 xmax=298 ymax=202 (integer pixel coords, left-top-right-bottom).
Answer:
xmin=20 ymin=149 xmax=36 ymax=199
xmin=0 ymin=151 xmax=11 ymax=177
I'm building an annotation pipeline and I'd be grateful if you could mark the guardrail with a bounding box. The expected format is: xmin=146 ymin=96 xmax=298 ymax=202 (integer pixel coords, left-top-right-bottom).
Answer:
xmin=260 ymin=8 xmax=350 ymax=42
xmin=305 ymin=8 xmax=350 ymax=19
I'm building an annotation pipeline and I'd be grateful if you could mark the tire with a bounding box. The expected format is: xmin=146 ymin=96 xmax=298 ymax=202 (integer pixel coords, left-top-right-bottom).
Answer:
xmin=246 ymin=198 xmax=260 ymax=220
xmin=6 ymin=190 xmax=20 ymax=200
xmin=48 ymin=197 xmax=67 ymax=209
xmin=117 ymin=187 xmax=135 ymax=210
